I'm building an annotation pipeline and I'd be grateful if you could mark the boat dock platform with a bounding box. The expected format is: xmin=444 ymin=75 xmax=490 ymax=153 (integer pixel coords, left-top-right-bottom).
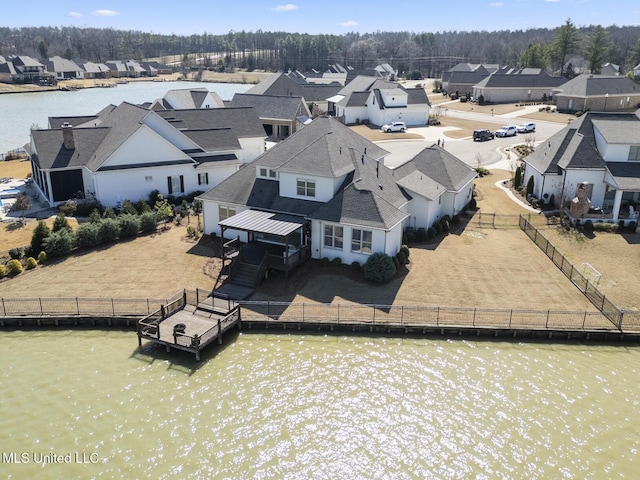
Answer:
xmin=137 ymin=291 xmax=240 ymax=361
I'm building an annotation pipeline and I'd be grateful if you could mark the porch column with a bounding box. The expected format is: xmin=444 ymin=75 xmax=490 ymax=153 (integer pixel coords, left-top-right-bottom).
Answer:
xmin=612 ymin=189 xmax=623 ymax=222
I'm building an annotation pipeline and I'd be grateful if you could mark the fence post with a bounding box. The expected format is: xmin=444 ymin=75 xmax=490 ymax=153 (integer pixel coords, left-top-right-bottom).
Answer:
xmin=76 ymin=297 xmax=80 ymax=315
xmin=546 ymin=310 xmax=550 ymax=328
xmin=337 ymin=304 xmax=340 ymax=324
xmin=401 ymin=305 xmax=404 ymax=326
xmin=509 ymin=309 xmax=513 ymax=328
xmin=582 ymin=311 xmax=587 ymax=330
xmin=39 ymin=298 xmax=43 ymax=316
xmin=302 ymin=303 xmax=305 ymax=322
xmin=111 ymin=298 xmax=115 ymax=316
xmin=473 ymin=308 xmax=476 ymax=327
xmin=1 ymin=298 xmax=4 ymax=316
xmin=372 ymin=305 xmax=376 ymax=324
xmin=437 ymin=306 xmax=440 ymax=326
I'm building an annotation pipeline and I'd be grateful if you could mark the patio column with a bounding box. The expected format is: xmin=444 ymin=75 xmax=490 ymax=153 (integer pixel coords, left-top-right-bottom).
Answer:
xmin=612 ymin=189 xmax=623 ymax=222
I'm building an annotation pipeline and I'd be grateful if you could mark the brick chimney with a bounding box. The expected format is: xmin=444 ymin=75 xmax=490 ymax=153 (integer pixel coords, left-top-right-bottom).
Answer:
xmin=62 ymin=122 xmax=75 ymax=150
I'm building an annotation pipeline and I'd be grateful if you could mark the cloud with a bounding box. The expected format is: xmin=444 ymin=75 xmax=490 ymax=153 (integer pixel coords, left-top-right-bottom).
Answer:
xmin=271 ymin=4 xmax=298 ymax=12
xmin=67 ymin=12 xmax=83 ymax=18
xmin=339 ymin=20 xmax=359 ymax=27
xmin=490 ymin=2 xmax=504 ymax=6
xmin=91 ymin=9 xmax=119 ymax=17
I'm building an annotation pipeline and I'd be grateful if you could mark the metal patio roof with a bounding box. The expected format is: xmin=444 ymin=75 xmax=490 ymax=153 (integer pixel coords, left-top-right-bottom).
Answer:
xmin=218 ymin=209 xmax=307 ymax=236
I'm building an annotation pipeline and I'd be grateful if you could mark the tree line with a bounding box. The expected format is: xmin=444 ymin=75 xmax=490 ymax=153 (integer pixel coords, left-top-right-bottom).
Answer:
xmin=1 ymin=22 xmax=639 ymax=77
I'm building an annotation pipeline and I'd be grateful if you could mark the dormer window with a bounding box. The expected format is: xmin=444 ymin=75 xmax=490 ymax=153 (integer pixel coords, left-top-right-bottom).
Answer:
xmin=259 ymin=167 xmax=278 ymax=179
xmin=297 ymin=179 xmax=315 ymax=197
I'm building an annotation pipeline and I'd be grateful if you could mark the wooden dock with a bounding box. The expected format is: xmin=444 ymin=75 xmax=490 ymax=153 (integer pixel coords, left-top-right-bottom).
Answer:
xmin=137 ymin=293 xmax=241 ymax=360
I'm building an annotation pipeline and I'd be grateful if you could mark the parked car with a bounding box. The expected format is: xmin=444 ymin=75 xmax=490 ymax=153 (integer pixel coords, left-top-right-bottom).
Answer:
xmin=473 ymin=129 xmax=495 ymax=142
xmin=517 ymin=122 xmax=536 ymax=133
xmin=381 ymin=121 xmax=407 ymax=133
xmin=495 ymin=125 xmax=517 ymax=137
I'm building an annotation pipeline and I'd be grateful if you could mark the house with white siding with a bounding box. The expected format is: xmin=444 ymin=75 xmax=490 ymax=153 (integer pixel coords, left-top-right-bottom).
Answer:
xmin=29 ymin=102 xmax=266 ymax=207
xmin=522 ymin=110 xmax=640 ymax=225
xmin=198 ymin=117 xmax=475 ymax=285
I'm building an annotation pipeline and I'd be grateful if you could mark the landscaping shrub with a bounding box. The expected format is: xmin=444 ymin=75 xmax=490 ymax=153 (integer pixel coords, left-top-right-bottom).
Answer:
xmin=628 ymin=221 xmax=637 ymax=232
xmin=58 ymin=200 xmax=77 ymax=216
xmin=434 ymin=221 xmax=443 ymax=235
xmin=26 ymin=257 xmax=37 ymax=270
xmin=320 ymin=257 xmax=331 ymax=267
xmin=400 ymin=244 xmax=410 ymax=260
xmin=475 ymin=167 xmax=491 ymax=177
xmin=89 ymin=209 xmax=102 ymax=223
xmin=363 ymin=252 xmax=396 ymax=284
xmin=75 ymin=198 xmax=103 ymax=217
xmin=392 ymin=255 xmax=400 ymax=269
xmin=52 ymin=214 xmax=71 ymax=233
xmin=351 ymin=261 xmax=361 ymax=271
xmin=139 ymin=211 xmax=158 ymax=232
xmin=0 ymin=264 xmax=5 ymax=279
xmin=403 ymin=227 xmax=416 ymax=244
xmin=38 ymin=251 xmax=47 ymax=263
xmin=331 ymin=257 xmax=342 ymax=266
xmin=98 ymin=218 xmax=120 ymax=243
xmin=583 ymin=220 xmax=594 ymax=232
xmin=468 ymin=198 xmax=477 ymax=210
xmin=619 ymin=220 xmax=625 ymax=233
xmin=6 ymin=259 xmax=22 ymax=275
xmin=593 ymin=222 xmax=619 ymax=233
xmin=118 ymin=214 xmax=141 ymax=238
xmin=186 ymin=225 xmax=199 ymax=239
xmin=102 ymin=207 xmax=117 ymax=220
xmin=427 ymin=227 xmax=436 ymax=240
xmin=75 ymin=222 xmax=101 ymax=248
xmin=31 ymin=221 xmax=51 ymax=255
xmin=9 ymin=247 xmax=23 ymax=260
xmin=415 ymin=228 xmax=427 ymax=242
xmin=136 ymin=199 xmax=152 ymax=214
xmin=43 ymin=229 xmax=75 ymax=258
xmin=526 ymin=176 xmax=535 ymax=196
xmin=440 ymin=218 xmax=450 ymax=232
xmin=120 ymin=200 xmax=138 ymax=216
xmin=396 ymin=250 xmax=407 ymax=265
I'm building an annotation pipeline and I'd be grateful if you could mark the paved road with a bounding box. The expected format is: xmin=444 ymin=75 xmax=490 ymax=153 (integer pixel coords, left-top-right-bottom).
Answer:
xmin=379 ymin=105 xmax=567 ymax=170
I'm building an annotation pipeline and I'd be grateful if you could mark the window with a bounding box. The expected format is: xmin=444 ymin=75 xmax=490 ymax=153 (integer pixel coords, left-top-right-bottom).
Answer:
xmin=259 ymin=167 xmax=267 ymax=177
xmin=198 ymin=172 xmax=209 ymax=185
xmin=144 ymin=176 xmax=153 ymax=182
xmin=629 ymin=146 xmax=640 ymax=161
xmin=297 ymin=179 xmax=316 ymax=197
xmin=351 ymin=229 xmax=372 ymax=254
xmin=259 ymin=168 xmax=278 ymax=179
xmin=167 ymin=175 xmax=184 ymax=194
xmin=269 ymin=169 xmax=277 ymax=178
xmin=219 ymin=205 xmax=236 ymax=221
xmin=324 ymin=224 xmax=343 ymax=249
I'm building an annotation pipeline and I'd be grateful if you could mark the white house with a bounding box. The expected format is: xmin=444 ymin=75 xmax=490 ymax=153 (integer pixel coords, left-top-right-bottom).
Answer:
xmin=198 ymin=117 xmax=475 ymax=281
xmin=332 ymin=78 xmax=430 ymax=126
xmin=153 ymin=88 xmax=226 ymax=110
xmin=522 ymin=110 xmax=640 ymax=225
xmin=29 ymin=102 xmax=266 ymax=207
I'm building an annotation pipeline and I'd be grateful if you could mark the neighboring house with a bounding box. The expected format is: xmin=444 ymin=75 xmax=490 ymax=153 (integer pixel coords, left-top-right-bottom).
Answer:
xmin=473 ymin=68 xmax=567 ymax=103
xmin=633 ymin=64 xmax=640 ymax=80
xmin=150 ymin=87 xmax=226 ymax=110
xmin=441 ymin=63 xmax=499 ymax=96
xmin=105 ymin=61 xmax=128 ymax=78
xmin=521 ymin=110 xmax=640 ymax=225
xmin=43 ymin=56 xmax=84 ymax=80
xmin=0 ymin=57 xmax=19 ymax=83
xmin=198 ymin=117 xmax=475 ymax=272
xmin=227 ymin=93 xmax=312 ymax=140
xmin=29 ymin=102 xmax=266 ymax=207
xmin=7 ymin=55 xmax=52 ymax=83
xmin=553 ymin=74 xmax=640 ymax=113
xmin=563 ymin=56 xmax=620 ymax=77
xmin=77 ymin=60 xmax=111 ymax=79
xmin=245 ymin=72 xmax=343 ymax=113
xmin=332 ymin=78 xmax=430 ymax=126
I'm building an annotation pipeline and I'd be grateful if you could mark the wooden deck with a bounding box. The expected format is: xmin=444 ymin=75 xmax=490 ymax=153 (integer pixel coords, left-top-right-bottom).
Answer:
xmin=137 ymin=295 xmax=241 ymax=360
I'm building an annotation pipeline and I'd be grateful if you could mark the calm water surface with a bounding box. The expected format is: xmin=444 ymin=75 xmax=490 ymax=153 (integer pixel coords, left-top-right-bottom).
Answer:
xmin=0 ymin=81 xmax=251 ymax=155
xmin=1 ymin=331 xmax=639 ymax=479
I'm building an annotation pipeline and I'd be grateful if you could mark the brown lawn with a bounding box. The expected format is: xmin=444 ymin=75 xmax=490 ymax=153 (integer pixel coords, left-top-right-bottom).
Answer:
xmin=1 ymin=127 xmax=636 ymax=315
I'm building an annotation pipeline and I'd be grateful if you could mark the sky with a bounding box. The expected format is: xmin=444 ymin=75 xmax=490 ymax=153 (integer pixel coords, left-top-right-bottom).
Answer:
xmin=2 ymin=0 xmax=639 ymax=36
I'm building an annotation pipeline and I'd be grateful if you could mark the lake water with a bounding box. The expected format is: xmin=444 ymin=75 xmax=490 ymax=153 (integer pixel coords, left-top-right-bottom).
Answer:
xmin=1 ymin=330 xmax=639 ymax=478
xmin=0 ymin=81 xmax=251 ymax=155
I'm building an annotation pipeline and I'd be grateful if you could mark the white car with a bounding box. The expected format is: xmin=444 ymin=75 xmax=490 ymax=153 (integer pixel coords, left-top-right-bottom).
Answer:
xmin=381 ymin=121 xmax=407 ymax=133
xmin=495 ymin=125 xmax=517 ymax=137
xmin=517 ymin=122 xmax=536 ymax=133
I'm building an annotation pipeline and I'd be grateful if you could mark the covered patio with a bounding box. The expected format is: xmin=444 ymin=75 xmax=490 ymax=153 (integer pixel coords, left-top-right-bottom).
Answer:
xmin=219 ymin=209 xmax=311 ymax=282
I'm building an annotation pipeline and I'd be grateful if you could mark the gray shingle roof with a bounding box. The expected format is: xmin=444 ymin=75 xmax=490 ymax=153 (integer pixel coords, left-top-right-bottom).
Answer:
xmin=155 ymin=107 xmax=265 ymax=139
xmin=554 ymin=74 xmax=640 ymax=97
xmin=475 ymin=70 xmax=567 ymax=89
xmin=245 ymin=72 xmax=342 ymax=101
xmin=393 ymin=145 xmax=477 ymax=200
xmin=607 ymin=162 xmax=640 ymax=190
xmin=228 ymin=93 xmax=309 ymax=120
xmin=181 ymin=128 xmax=241 ymax=151
xmin=199 ymin=117 xmax=409 ymax=229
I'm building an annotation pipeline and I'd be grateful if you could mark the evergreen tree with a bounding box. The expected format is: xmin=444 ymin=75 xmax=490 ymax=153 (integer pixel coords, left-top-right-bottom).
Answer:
xmin=551 ymin=19 xmax=582 ymax=76
xmin=586 ymin=26 xmax=610 ymax=74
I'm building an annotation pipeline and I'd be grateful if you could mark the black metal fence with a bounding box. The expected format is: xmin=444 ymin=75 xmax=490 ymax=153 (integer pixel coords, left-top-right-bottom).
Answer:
xmin=238 ymin=301 xmax=614 ymax=332
xmin=518 ymin=215 xmax=633 ymax=330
